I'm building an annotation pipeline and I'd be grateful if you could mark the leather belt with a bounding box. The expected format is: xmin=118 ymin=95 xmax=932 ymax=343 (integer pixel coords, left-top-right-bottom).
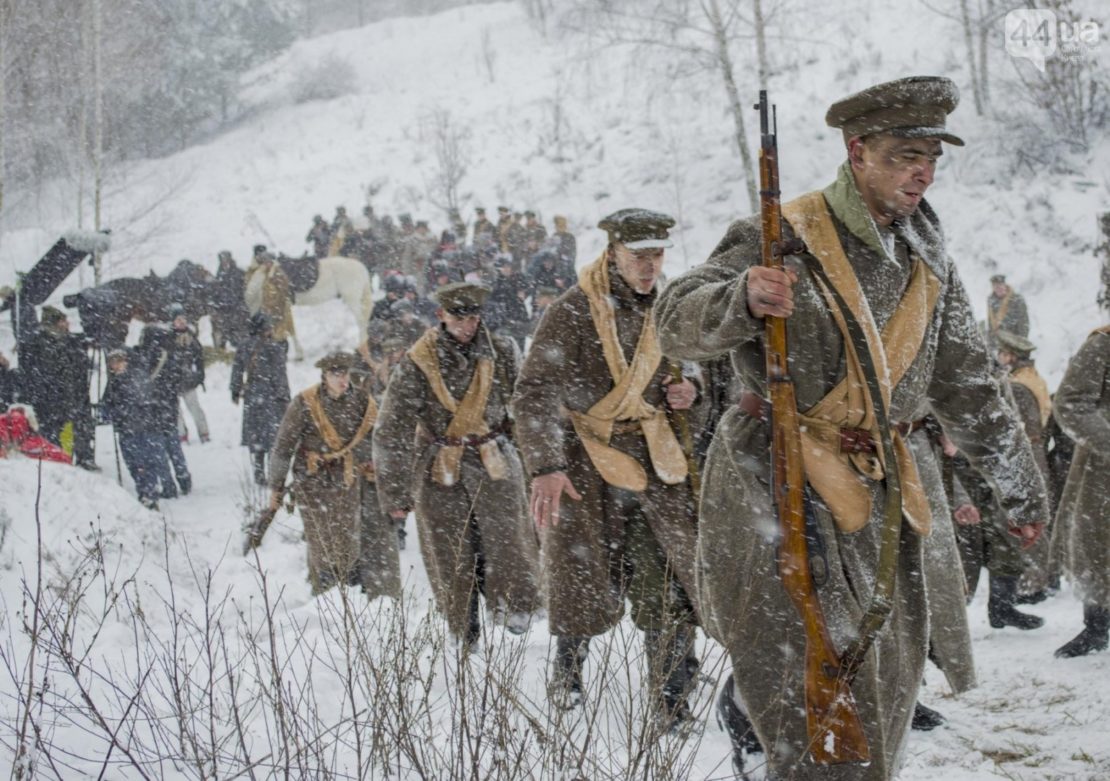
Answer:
xmin=736 ymin=391 xmax=925 ymax=456
xmin=429 ymin=419 xmax=510 ymax=448
xmin=611 ymin=419 xmax=643 ymax=435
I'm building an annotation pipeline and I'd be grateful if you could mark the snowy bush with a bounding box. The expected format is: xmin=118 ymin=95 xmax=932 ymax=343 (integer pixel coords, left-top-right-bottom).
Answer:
xmin=290 ymin=54 xmax=359 ymax=105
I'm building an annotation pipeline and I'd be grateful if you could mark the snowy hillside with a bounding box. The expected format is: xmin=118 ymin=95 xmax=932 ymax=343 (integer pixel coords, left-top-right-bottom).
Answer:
xmin=2 ymin=1 xmax=1107 ymax=379
xmin=1 ymin=2 xmax=1109 ymax=778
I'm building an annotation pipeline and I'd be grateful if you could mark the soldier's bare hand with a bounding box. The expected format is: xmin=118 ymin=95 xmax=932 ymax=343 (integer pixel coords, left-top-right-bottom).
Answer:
xmin=389 ymin=509 xmax=407 ymax=521
xmin=663 ymin=376 xmax=697 ymax=411
xmin=747 ymin=266 xmax=798 ymax=319
xmin=530 ymin=471 xmax=581 ymax=530
xmin=952 ymin=504 xmax=980 ymax=526
xmin=1008 ymin=522 xmax=1045 ymax=549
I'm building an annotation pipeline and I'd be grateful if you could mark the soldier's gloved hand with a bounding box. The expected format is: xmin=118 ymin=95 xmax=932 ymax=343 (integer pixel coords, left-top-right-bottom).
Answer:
xmin=1008 ymin=521 xmax=1045 ymax=549
xmin=231 ymin=394 xmax=240 ymax=405
xmin=952 ymin=504 xmax=981 ymax=526
xmin=746 ymin=266 xmax=798 ymax=319
xmin=268 ymin=490 xmax=282 ymax=512
xmin=663 ymin=375 xmax=697 ymax=410
xmin=530 ymin=471 xmax=581 ymax=530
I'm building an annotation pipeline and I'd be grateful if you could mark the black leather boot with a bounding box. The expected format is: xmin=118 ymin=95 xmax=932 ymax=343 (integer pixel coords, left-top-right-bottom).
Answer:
xmin=644 ymin=627 xmax=696 ymax=732
xmin=716 ymin=673 xmax=762 ymax=777
xmin=988 ymin=575 xmax=1044 ymax=630
xmin=911 ymin=701 xmax=946 ymax=730
xmin=1055 ymin=604 xmax=1110 ymax=658
xmin=548 ymin=636 xmax=589 ymax=710
xmin=251 ymin=451 xmax=267 ymax=486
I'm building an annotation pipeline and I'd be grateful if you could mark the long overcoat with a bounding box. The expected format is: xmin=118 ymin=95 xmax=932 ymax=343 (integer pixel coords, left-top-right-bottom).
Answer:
xmin=230 ymin=336 xmax=290 ymax=452
xmin=654 ymin=167 xmax=1047 ymax=780
xmin=373 ymin=326 xmax=541 ymax=638
xmin=512 ymin=267 xmax=702 ymax=638
xmin=1054 ymin=328 xmax=1110 ymax=607
xmin=270 ymin=384 xmax=399 ymax=598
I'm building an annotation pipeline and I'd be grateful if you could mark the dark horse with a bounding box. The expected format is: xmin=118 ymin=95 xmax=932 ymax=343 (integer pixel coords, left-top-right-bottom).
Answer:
xmin=63 ymin=260 xmax=212 ymax=348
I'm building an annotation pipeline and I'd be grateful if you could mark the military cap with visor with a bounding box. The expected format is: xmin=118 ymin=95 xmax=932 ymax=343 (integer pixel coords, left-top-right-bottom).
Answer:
xmin=996 ymin=330 xmax=1036 ymax=358
xmin=598 ymin=208 xmax=676 ymax=250
xmin=826 ymin=75 xmax=964 ymax=146
xmin=315 ymin=351 xmax=357 ymax=372
xmin=990 ymin=273 xmax=1007 ymax=284
xmin=434 ymin=282 xmax=489 ymax=316
xmin=40 ymin=305 xmax=67 ymax=325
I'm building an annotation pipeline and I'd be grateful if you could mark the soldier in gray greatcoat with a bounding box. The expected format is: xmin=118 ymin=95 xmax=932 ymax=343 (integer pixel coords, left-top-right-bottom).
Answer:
xmin=655 ymin=77 xmax=1047 ymax=779
xmin=1052 ymin=325 xmax=1110 ymax=658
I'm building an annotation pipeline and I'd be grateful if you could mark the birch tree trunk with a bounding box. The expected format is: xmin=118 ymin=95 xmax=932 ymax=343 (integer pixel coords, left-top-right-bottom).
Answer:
xmin=960 ymin=0 xmax=984 ymax=115
xmin=708 ymin=0 xmax=758 ymax=213
xmin=753 ymin=0 xmax=769 ymax=89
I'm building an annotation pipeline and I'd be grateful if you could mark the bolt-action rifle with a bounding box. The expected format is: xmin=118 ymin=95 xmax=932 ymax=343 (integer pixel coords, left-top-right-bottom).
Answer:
xmin=754 ymin=89 xmax=870 ymax=765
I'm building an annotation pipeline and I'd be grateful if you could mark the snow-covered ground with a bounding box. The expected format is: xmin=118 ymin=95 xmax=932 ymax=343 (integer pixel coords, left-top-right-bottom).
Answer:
xmin=1 ymin=1 xmax=1108 ymax=778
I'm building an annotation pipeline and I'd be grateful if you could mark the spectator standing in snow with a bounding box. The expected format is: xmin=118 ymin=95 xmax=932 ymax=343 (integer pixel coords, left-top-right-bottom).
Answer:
xmin=210 ymin=250 xmax=249 ymax=350
xmin=654 ymin=76 xmax=1047 ymax=777
xmin=18 ymin=305 xmax=98 ymax=470
xmin=230 ymin=313 xmax=291 ymax=486
xmin=169 ymin=306 xmax=210 ymax=444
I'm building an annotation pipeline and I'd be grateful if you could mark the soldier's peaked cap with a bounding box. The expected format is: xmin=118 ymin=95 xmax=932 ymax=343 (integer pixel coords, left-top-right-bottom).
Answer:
xmin=434 ymin=282 xmax=489 ymax=315
xmin=599 ymin=208 xmax=675 ymax=250
xmin=315 ymin=351 xmax=357 ymax=372
xmin=996 ymin=330 xmax=1036 ymax=357
xmin=826 ymin=76 xmax=964 ymax=146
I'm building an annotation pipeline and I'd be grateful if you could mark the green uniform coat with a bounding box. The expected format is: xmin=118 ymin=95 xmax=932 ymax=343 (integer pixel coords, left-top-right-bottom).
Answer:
xmin=512 ymin=266 xmax=702 ymax=638
xmin=655 ymin=164 xmax=1047 ymax=780
xmin=1054 ymin=329 xmax=1110 ymax=607
xmin=373 ymin=326 xmax=541 ymax=638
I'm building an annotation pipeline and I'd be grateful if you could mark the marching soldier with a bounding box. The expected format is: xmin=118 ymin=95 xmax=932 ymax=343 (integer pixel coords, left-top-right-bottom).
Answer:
xmin=986 ymin=273 xmax=1030 ymax=343
xmin=472 ymin=206 xmax=496 ymax=243
xmin=1052 ymin=325 xmax=1110 ymax=658
xmin=512 ymin=209 xmax=703 ymax=729
xmin=244 ymin=246 xmax=296 ymax=344
xmin=373 ymin=283 xmax=541 ymax=648
xmin=268 ymin=351 xmax=400 ymax=599
xmin=997 ymin=330 xmax=1054 ymax=601
xmin=655 ymin=77 xmax=1047 ymax=778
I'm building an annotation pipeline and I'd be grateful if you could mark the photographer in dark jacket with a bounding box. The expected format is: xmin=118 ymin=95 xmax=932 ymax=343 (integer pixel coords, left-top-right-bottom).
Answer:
xmin=101 ymin=349 xmax=174 ymax=509
xmin=19 ymin=306 xmax=98 ymax=469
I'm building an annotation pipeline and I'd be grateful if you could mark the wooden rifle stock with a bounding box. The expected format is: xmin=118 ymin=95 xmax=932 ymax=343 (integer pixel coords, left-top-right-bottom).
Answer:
xmin=754 ymin=90 xmax=869 ymax=765
xmin=243 ymin=485 xmax=289 ymax=555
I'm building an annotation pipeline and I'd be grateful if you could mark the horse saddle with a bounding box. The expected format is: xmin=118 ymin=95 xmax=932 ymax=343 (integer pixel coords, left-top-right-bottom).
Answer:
xmin=278 ymin=254 xmax=320 ymax=294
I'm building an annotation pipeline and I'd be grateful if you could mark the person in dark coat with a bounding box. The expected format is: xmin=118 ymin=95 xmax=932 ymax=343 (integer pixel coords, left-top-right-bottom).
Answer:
xmin=231 ymin=313 xmax=291 ymax=485
xmin=100 ymin=349 xmax=173 ymax=509
xmin=306 ymin=215 xmax=331 ymax=259
xmin=19 ymin=306 xmax=98 ymax=469
xmin=138 ymin=313 xmax=193 ymax=496
xmin=0 ymin=349 xmax=18 ymax=407
xmin=210 ymin=250 xmax=249 ymax=350
xmin=170 ymin=307 xmax=210 ymax=444
xmin=552 ymin=215 xmax=577 ymax=273
xmin=484 ymin=252 xmax=530 ymax=349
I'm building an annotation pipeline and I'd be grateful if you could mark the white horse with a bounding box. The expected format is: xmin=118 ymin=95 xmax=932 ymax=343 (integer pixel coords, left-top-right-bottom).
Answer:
xmin=245 ymin=255 xmax=372 ymax=360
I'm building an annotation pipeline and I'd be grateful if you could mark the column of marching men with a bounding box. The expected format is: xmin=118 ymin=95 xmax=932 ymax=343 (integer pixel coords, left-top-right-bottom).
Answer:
xmin=2 ymin=75 xmax=1109 ymax=781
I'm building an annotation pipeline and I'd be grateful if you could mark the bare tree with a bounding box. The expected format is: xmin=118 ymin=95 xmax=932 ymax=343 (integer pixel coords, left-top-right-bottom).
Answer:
xmin=562 ymin=0 xmax=777 ymax=213
xmin=421 ymin=108 xmax=471 ymax=216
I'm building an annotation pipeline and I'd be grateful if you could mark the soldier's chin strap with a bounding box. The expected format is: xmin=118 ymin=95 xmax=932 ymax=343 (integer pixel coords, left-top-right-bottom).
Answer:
xmin=799 ymin=254 xmax=905 ymax=684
